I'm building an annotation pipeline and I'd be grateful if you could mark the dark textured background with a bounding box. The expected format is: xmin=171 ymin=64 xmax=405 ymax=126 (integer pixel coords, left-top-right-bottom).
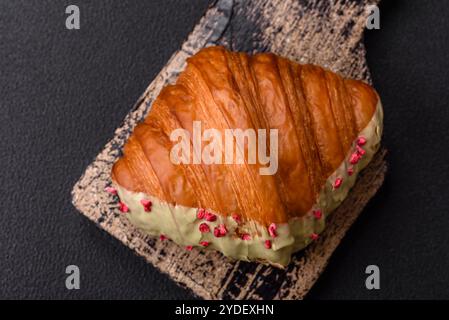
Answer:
xmin=1 ymin=0 xmax=448 ymax=299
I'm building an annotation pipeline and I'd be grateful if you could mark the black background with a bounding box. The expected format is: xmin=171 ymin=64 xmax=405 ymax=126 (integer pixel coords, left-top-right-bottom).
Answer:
xmin=1 ymin=0 xmax=448 ymax=299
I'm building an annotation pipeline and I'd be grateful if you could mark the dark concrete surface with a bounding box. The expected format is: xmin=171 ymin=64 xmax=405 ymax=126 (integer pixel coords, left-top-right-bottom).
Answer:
xmin=1 ymin=0 xmax=448 ymax=299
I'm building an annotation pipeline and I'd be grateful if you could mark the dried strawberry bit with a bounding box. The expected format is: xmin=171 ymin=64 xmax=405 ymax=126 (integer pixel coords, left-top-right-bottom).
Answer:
xmin=140 ymin=199 xmax=152 ymax=212
xmin=313 ymin=209 xmax=322 ymax=220
xmin=310 ymin=233 xmax=319 ymax=241
xmin=205 ymin=212 xmax=217 ymax=222
xmin=105 ymin=186 xmax=117 ymax=195
xmin=349 ymin=152 xmax=361 ymax=165
xmin=356 ymin=145 xmax=366 ymax=156
xmin=333 ymin=177 xmax=343 ymax=189
xmin=231 ymin=213 xmax=241 ymax=224
xmin=213 ymin=224 xmax=227 ymax=237
xmin=186 ymin=245 xmax=193 ymax=251
xmin=218 ymin=224 xmax=227 ymax=236
xmin=347 ymin=166 xmax=354 ymax=176
xmin=199 ymin=241 xmax=210 ymax=247
xmin=159 ymin=234 xmax=167 ymax=241
xmin=197 ymin=208 xmax=206 ymax=220
xmin=268 ymin=223 xmax=277 ymax=238
xmin=357 ymin=136 xmax=367 ymax=146
xmin=199 ymin=223 xmax=210 ymax=233
xmin=241 ymin=233 xmax=251 ymax=241
xmin=264 ymin=239 xmax=272 ymax=249
xmin=118 ymin=202 xmax=129 ymax=213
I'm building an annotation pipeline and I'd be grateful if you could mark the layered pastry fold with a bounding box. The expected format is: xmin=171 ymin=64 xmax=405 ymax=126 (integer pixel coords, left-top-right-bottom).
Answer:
xmin=110 ymin=46 xmax=383 ymax=267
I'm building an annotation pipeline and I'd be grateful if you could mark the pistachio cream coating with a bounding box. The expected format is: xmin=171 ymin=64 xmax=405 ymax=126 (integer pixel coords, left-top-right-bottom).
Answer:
xmin=113 ymin=102 xmax=382 ymax=267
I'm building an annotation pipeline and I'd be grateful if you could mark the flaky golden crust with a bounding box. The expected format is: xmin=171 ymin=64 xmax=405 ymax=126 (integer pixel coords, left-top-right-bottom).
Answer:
xmin=112 ymin=46 xmax=378 ymax=226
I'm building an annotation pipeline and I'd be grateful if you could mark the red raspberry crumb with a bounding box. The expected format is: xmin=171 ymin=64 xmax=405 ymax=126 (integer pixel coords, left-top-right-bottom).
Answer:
xmin=218 ymin=224 xmax=227 ymax=235
xmin=205 ymin=212 xmax=217 ymax=222
xmin=213 ymin=224 xmax=227 ymax=237
xmin=231 ymin=213 xmax=241 ymax=224
xmin=264 ymin=240 xmax=272 ymax=249
xmin=197 ymin=208 xmax=206 ymax=220
xmin=268 ymin=223 xmax=277 ymax=238
xmin=349 ymin=152 xmax=361 ymax=165
xmin=241 ymin=234 xmax=251 ymax=241
xmin=356 ymin=145 xmax=366 ymax=156
xmin=118 ymin=202 xmax=129 ymax=213
xmin=357 ymin=136 xmax=367 ymax=146
xmin=140 ymin=199 xmax=152 ymax=212
xmin=333 ymin=178 xmax=343 ymax=189
xmin=199 ymin=241 xmax=210 ymax=247
xmin=105 ymin=186 xmax=117 ymax=195
xmin=313 ymin=210 xmax=322 ymax=220
xmin=347 ymin=167 xmax=354 ymax=176
xmin=199 ymin=223 xmax=210 ymax=233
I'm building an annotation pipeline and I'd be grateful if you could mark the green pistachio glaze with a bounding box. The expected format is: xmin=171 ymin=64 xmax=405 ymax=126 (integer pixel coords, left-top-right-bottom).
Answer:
xmin=114 ymin=101 xmax=383 ymax=267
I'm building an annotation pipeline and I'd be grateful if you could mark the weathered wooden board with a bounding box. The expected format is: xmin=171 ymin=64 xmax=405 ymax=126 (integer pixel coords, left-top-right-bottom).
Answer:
xmin=72 ymin=0 xmax=385 ymax=299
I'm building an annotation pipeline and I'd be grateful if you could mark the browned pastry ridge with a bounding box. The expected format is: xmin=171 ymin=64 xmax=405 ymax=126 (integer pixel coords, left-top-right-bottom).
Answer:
xmin=112 ymin=46 xmax=379 ymax=226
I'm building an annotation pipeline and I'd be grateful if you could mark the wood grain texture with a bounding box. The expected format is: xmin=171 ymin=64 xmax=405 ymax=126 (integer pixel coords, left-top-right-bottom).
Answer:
xmin=72 ymin=0 xmax=384 ymax=299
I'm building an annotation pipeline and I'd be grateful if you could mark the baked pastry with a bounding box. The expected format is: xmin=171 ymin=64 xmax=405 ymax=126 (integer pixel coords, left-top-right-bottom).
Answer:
xmin=109 ymin=46 xmax=383 ymax=267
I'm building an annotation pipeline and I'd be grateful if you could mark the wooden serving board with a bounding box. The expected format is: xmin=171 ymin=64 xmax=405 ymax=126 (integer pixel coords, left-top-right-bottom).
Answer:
xmin=72 ymin=0 xmax=385 ymax=299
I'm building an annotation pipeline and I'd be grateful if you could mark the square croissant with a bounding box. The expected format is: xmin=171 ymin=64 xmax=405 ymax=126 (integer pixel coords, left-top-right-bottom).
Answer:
xmin=110 ymin=46 xmax=383 ymax=267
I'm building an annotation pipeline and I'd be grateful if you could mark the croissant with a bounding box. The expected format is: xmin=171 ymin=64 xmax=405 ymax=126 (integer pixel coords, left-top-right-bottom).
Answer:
xmin=110 ymin=46 xmax=383 ymax=267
